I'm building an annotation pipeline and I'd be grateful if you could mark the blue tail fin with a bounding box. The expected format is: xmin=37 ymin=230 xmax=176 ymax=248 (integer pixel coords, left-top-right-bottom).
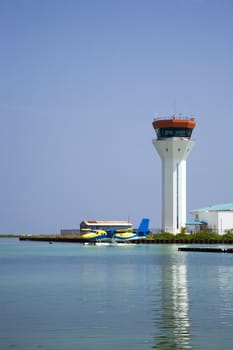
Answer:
xmin=136 ymin=218 xmax=150 ymax=236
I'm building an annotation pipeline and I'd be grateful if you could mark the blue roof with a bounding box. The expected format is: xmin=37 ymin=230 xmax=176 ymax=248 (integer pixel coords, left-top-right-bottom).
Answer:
xmin=186 ymin=221 xmax=207 ymax=225
xmin=191 ymin=203 xmax=233 ymax=213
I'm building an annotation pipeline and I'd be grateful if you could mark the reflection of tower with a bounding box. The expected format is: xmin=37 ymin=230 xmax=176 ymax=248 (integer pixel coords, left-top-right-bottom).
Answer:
xmin=154 ymin=248 xmax=191 ymax=349
xmin=152 ymin=117 xmax=196 ymax=233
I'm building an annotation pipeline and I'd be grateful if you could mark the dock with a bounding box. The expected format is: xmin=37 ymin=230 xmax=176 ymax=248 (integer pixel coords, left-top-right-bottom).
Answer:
xmin=178 ymin=247 xmax=233 ymax=253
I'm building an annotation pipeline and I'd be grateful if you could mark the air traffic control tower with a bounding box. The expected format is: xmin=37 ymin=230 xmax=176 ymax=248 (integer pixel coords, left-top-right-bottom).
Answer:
xmin=152 ymin=116 xmax=196 ymax=234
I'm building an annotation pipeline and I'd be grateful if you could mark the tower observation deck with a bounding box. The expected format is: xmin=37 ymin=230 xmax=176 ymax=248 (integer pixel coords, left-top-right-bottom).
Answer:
xmin=152 ymin=116 xmax=196 ymax=234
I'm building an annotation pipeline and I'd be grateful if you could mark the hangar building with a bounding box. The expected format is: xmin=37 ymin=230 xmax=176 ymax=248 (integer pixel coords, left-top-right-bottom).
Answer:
xmin=80 ymin=220 xmax=132 ymax=232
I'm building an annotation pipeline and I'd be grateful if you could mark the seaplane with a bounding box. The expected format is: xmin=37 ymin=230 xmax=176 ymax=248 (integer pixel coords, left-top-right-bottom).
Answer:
xmin=82 ymin=218 xmax=150 ymax=246
xmin=81 ymin=229 xmax=109 ymax=241
xmin=109 ymin=218 xmax=150 ymax=241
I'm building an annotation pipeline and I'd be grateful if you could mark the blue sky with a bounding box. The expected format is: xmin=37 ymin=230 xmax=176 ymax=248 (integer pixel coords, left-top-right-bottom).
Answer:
xmin=0 ymin=0 xmax=232 ymax=233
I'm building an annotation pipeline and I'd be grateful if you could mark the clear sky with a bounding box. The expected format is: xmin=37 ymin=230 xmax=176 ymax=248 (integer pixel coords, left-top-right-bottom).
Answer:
xmin=0 ymin=0 xmax=232 ymax=233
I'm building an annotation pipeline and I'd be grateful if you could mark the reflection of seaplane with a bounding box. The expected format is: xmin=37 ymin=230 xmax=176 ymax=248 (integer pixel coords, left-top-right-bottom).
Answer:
xmin=82 ymin=218 xmax=150 ymax=245
xmin=84 ymin=239 xmax=136 ymax=247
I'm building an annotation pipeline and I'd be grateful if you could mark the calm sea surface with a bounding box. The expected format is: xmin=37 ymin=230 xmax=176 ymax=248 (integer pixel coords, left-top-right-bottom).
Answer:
xmin=1 ymin=239 xmax=233 ymax=350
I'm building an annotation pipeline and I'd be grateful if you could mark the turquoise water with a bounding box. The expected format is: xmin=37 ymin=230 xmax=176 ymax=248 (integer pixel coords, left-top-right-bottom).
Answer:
xmin=1 ymin=239 xmax=233 ymax=349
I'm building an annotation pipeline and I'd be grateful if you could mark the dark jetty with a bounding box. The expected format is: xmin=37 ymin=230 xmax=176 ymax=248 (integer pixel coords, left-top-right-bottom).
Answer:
xmin=178 ymin=247 xmax=233 ymax=253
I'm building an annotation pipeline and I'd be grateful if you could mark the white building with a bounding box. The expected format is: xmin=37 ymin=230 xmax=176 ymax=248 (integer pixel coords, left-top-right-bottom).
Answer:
xmin=80 ymin=220 xmax=132 ymax=231
xmin=190 ymin=203 xmax=233 ymax=234
xmin=60 ymin=220 xmax=132 ymax=235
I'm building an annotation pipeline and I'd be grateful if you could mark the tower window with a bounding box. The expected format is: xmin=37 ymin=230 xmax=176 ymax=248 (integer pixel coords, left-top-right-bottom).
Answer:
xmin=156 ymin=127 xmax=193 ymax=139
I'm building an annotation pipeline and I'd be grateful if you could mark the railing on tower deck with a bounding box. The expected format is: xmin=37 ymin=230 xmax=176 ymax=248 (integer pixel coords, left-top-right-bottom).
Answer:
xmin=153 ymin=115 xmax=195 ymax=121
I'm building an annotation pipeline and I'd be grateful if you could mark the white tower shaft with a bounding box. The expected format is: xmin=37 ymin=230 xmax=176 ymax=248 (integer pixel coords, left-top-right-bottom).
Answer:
xmin=153 ymin=138 xmax=195 ymax=234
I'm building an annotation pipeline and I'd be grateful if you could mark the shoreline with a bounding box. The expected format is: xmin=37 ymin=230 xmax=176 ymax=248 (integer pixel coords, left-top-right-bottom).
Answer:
xmin=18 ymin=234 xmax=233 ymax=244
xmin=2 ymin=234 xmax=233 ymax=245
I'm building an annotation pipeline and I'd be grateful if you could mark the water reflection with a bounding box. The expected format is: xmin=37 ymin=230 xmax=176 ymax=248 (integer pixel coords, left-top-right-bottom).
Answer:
xmin=153 ymin=254 xmax=191 ymax=349
xmin=218 ymin=265 xmax=233 ymax=328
